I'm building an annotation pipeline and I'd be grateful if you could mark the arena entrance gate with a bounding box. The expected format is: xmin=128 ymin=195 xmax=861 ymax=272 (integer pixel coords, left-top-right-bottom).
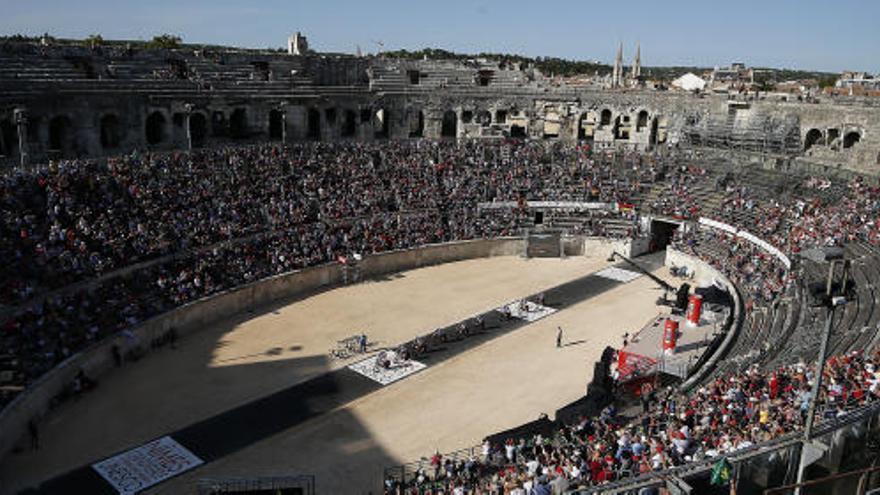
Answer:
xmin=650 ymin=218 xmax=680 ymax=252
xmin=526 ymin=230 xmax=563 ymax=258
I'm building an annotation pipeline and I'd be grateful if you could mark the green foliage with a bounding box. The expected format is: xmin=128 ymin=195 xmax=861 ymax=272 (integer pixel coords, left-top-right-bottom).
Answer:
xmin=147 ymin=34 xmax=182 ymax=50
xmin=380 ymin=47 xmax=610 ymax=76
xmin=85 ymin=34 xmax=104 ymax=47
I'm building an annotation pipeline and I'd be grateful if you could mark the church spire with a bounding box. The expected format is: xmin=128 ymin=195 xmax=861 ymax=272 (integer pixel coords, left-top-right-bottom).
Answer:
xmin=631 ymin=42 xmax=641 ymax=80
xmin=613 ymin=42 xmax=623 ymax=87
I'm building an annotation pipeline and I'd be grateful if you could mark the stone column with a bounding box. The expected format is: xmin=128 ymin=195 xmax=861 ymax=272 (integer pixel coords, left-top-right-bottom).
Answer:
xmin=183 ymin=104 xmax=194 ymax=151
xmin=14 ymin=108 xmax=28 ymax=167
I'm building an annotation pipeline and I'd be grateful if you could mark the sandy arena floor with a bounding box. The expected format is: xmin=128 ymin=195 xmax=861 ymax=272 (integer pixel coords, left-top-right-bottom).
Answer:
xmin=2 ymin=254 xmax=666 ymax=493
xmin=148 ymin=261 xmax=671 ymax=494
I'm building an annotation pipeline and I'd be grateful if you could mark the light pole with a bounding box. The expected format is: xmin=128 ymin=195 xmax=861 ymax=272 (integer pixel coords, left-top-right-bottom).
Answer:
xmin=14 ymin=108 xmax=28 ymax=167
xmin=794 ymin=247 xmax=850 ymax=495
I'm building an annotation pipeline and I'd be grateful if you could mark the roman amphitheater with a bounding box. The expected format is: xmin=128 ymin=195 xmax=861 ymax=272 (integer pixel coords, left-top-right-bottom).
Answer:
xmin=2 ymin=35 xmax=880 ymax=495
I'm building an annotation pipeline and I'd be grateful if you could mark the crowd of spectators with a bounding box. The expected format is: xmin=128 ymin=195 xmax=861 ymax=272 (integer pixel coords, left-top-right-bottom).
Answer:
xmin=387 ymin=349 xmax=880 ymax=494
xmin=0 ymin=141 xmax=661 ymax=407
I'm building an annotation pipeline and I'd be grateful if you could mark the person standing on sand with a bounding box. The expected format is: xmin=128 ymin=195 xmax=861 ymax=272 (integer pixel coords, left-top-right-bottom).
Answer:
xmin=556 ymin=326 xmax=563 ymax=348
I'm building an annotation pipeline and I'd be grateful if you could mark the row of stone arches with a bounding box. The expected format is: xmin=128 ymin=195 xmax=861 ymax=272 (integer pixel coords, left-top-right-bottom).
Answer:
xmin=305 ymin=107 xmax=410 ymax=141
xmin=145 ymin=107 xmax=251 ymax=148
xmin=804 ymin=128 xmax=861 ymax=151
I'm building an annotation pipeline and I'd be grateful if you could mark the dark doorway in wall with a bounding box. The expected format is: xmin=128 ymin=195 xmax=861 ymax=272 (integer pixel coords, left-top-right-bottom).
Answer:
xmin=325 ymin=108 xmax=337 ymax=127
xmin=269 ymin=109 xmax=284 ymax=141
xmin=477 ymin=110 xmax=492 ymax=127
xmin=342 ymin=110 xmax=357 ymax=138
xmin=843 ymin=131 xmax=861 ymax=149
xmin=600 ymin=109 xmax=612 ymax=127
xmin=577 ymin=114 xmax=588 ymax=140
xmin=409 ymin=110 xmax=424 ymax=138
xmin=407 ymin=70 xmax=420 ymax=85
xmin=804 ymin=129 xmax=823 ymax=151
xmin=510 ymin=125 xmax=527 ymax=138
xmin=100 ymin=114 xmax=121 ymax=150
xmin=477 ymin=70 xmax=492 ymax=86
xmin=307 ymin=108 xmax=321 ymax=140
xmin=190 ymin=113 xmax=208 ymax=148
xmin=534 ymin=211 xmax=544 ymax=225
xmin=211 ymin=111 xmax=227 ymax=137
xmin=441 ymin=110 xmax=457 ymax=138
xmin=650 ymin=219 xmax=679 ymax=252
xmin=0 ymin=119 xmax=18 ymax=157
xmin=48 ymin=115 xmax=74 ymax=156
xmin=461 ymin=111 xmax=473 ymax=124
xmin=146 ymin=112 xmax=166 ymax=145
xmin=230 ymin=108 xmax=248 ymax=139
xmin=828 ymin=128 xmax=840 ymax=146
xmin=495 ymin=110 xmax=507 ymax=124
xmin=636 ymin=110 xmax=649 ymax=132
xmin=360 ymin=108 xmax=371 ymax=124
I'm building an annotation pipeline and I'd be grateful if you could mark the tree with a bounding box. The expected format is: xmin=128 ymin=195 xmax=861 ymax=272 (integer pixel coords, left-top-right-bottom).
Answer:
xmin=85 ymin=34 xmax=104 ymax=48
xmin=148 ymin=34 xmax=182 ymax=50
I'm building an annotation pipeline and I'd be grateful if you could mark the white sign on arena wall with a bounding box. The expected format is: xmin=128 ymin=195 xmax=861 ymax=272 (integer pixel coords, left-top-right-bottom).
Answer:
xmin=91 ymin=436 xmax=203 ymax=495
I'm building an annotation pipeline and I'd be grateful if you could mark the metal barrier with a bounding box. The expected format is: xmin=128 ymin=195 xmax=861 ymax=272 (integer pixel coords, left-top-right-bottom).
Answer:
xmin=197 ymin=475 xmax=315 ymax=495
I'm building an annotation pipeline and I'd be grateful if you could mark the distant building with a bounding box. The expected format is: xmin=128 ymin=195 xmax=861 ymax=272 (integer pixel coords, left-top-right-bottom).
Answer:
xmin=835 ymin=71 xmax=880 ymax=90
xmin=288 ymin=32 xmax=309 ymax=56
xmin=709 ymin=62 xmax=754 ymax=91
xmin=671 ymin=73 xmax=706 ymax=92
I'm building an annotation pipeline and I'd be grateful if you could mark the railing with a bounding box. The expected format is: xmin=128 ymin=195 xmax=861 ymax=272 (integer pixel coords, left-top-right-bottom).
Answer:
xmin=571 ymin=398 xmax=880 ymax=494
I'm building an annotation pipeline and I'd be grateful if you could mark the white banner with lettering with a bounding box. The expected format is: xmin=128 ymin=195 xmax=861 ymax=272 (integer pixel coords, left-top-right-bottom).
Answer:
xmin=92 ymin=436 xmax=203 ymax=495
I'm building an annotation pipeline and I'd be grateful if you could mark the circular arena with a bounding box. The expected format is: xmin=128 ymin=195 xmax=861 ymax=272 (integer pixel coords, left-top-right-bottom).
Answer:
xmin=2 ymin=28 xmax=880 ymax=495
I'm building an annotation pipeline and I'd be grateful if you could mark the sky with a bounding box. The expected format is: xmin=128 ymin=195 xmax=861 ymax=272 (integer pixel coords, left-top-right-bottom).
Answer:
xmin=1 ymin=0 xmax=878 ymax=73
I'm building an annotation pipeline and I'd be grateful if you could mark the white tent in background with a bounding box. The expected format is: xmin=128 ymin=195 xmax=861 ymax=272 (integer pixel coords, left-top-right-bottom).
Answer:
xmin=672 ymin=73 xmax=707 ymax=91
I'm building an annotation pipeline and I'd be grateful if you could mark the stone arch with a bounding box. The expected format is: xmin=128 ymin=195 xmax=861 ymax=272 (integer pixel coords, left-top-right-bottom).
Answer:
xmin=656 ymin=116 xmax=669 ymax=144
xmin=543 ymin=111 xmax=560 ymax=138
xmin=48 ymin=115 xmax=74 ymax=156
xmin=804 ymin=128 xmax=824 ymax=151
xmin=100 ymin=114 xmax=121 ymax=150
xmin=408 ymin=109 xmax=424 ymax=138
xmin=577 ymin=113 xmax=588 ymax=140
xmin=341 ymin=109 xmax=357 ymax=138
xmin=441 ymin=110 xmax=457 ymax=138
xmin=210 ymin=111 xmax=227 ymax=137
xmin=268 ymin=109 xmax=284 ymax=141
xmin=145 ymin=111 xmax=167 ymax=145
xmin=0 ymin=119 xmax=16 ymax=157
xmin=636 ymin=110 xmax=649 ymax=132
xmin=189 ymin=112 xmax=208 ymax=148
xmin=843 ymin=131 xmax=861 ymax=149
xmin=600 ymin=109 xmax=612 ymax=127
xmin=229 ymin=108 xmax=248 ymax=139
xmin=307 ymin=108 xmax=321 ymax=140
xmin=477 ymin=110 xmax=492 ymax=126
xmin=374 ymin=108 xmax=390 ymax=139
